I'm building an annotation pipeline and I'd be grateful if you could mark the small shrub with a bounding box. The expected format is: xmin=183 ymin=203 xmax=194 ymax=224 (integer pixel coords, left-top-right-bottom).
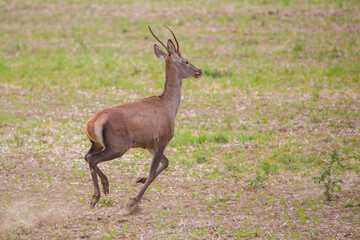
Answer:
xmin=312 ymin=149 xmax=345 ymax=201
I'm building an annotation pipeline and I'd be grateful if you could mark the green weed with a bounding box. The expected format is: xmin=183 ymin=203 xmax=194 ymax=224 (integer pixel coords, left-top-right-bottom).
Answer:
xmin=246 ymin=172 xmax=265 ymax=189
xmin=98 ymin=198 xmax=114 ymax=208
xmin=312 ymin=149 xmax=345 ymax=201
xmin=260 ymin=161 xmax=279 ymax=175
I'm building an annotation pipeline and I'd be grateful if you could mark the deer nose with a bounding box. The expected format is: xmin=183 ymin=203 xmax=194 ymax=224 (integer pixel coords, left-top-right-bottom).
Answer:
xmin=195 ymin=69 xmax=202 ymax=78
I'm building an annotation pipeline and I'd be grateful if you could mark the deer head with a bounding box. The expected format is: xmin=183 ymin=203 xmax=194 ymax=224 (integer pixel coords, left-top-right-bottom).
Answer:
xmin=149 ymin=25 xmax=202 ymax=79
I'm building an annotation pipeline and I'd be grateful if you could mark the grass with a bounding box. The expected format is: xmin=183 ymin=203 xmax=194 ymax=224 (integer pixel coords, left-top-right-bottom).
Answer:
xmin=1 ymin=0 xmax=360 ymax=239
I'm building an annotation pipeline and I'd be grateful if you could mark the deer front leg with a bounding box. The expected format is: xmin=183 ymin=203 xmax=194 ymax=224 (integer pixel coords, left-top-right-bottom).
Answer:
xmin=126 ymin=148 xmax=164 ymax=214
xmin=136 ymin=154 xmax=169 ymax=184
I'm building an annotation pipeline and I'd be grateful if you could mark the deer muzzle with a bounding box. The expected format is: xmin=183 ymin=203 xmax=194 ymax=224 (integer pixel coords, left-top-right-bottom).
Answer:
xmin=195 ymin=69 xmax=202 ymax=78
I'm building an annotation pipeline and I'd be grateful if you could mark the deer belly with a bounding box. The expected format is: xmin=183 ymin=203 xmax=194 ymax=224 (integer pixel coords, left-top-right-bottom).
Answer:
xmin=129 ymin=124 xmax=168 ymax=149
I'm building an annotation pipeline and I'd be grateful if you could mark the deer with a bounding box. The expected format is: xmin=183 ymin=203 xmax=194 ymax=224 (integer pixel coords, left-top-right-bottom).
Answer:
xmin=84 ymin=25 xmax=202 ymax=214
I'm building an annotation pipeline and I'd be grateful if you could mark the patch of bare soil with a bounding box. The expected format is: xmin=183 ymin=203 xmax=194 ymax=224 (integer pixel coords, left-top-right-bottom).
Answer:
xmin=1 ymin=164 xmax=359 ymax=239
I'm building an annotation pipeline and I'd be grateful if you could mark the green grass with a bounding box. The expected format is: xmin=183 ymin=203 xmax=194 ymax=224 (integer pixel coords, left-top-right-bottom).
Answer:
xmin=1 ymin=1 xmax=359 ymax=93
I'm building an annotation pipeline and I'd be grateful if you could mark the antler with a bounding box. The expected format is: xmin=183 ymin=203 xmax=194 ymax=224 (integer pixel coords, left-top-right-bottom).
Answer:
xmin=148 ymin=25 xmax=168 ymax=53
xmin=163 ymin=24 xmax=181 ymax=57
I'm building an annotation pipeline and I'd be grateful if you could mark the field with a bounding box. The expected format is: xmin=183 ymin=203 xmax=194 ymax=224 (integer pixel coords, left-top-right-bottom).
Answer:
xmin=1 ymin=0 xmax=359 ymax=239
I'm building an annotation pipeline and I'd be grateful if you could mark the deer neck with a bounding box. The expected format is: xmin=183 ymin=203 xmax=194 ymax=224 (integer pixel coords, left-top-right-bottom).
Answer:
xmin=160 ymin=62 xmax=182 ymax=117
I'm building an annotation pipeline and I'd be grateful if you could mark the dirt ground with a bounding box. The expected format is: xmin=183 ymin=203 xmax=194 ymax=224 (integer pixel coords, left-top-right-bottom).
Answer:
xmin=1 ymin=85 xmax=359 ymax=239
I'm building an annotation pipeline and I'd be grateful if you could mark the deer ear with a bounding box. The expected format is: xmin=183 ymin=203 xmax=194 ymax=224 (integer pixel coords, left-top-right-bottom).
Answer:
xmin=154 ymin=44 xmax=167 ymax=60
xmin=167 ymin=39 xmax=179 ymax=59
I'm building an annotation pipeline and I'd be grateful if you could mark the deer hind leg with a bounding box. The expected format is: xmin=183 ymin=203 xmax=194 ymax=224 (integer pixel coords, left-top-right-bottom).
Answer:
xmin=127 ymin=147 xmax=165 ymax=214
xmin=86 ymin=136 xmax=130 ymax=208
xmin=85 ymin=141 xmax=110 ymax=195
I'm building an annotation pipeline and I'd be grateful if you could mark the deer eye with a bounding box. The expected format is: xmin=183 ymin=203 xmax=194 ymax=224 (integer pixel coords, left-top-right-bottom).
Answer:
xmin=185 ymin=60 xmax=189 ymax=65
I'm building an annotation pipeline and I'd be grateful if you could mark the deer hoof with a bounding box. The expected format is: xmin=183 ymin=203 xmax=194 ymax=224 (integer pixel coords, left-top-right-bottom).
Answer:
xmin=136 ymin=177 xmax=147 ymax=184
xmin=90 ymin=195 xmax=100 ymax=208
xmin=125 ymin=198 xmax=139 ymax=215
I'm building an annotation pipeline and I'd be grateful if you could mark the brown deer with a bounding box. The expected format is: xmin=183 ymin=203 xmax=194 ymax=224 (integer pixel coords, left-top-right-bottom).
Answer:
xmin=84 ymin=25 xmax=202 ymax=214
